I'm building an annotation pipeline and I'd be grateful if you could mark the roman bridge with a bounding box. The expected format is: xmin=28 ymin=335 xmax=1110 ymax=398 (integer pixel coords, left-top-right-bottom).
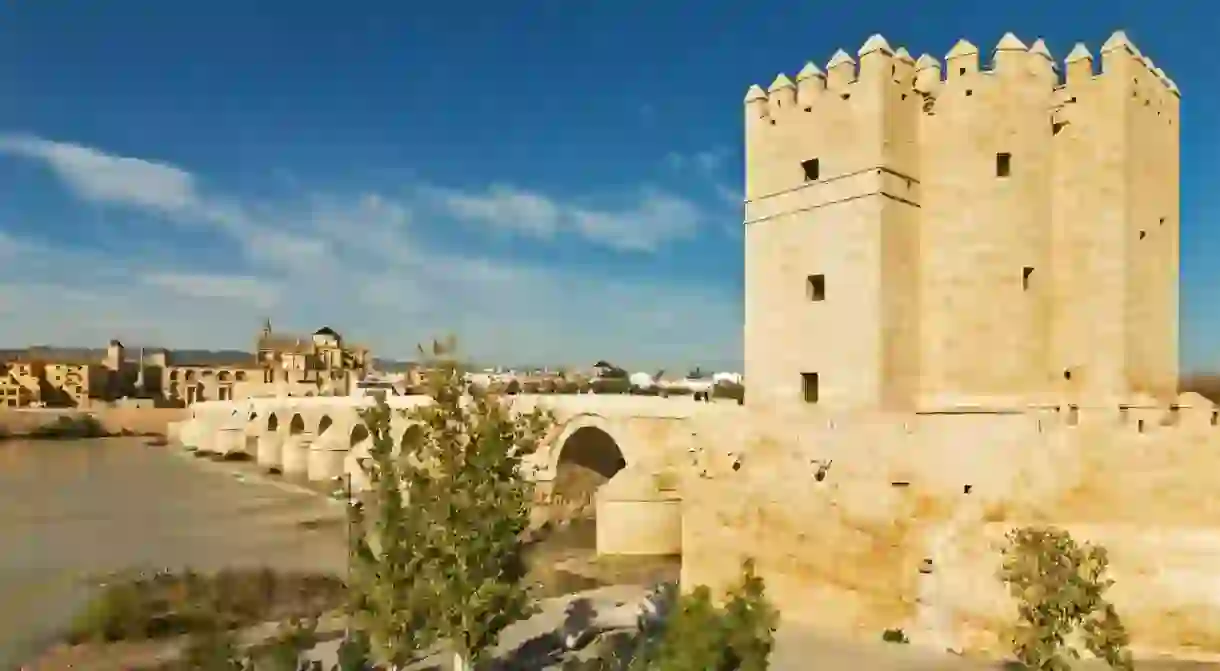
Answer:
xmin=170 ymin=393 xmax=744 ymax=555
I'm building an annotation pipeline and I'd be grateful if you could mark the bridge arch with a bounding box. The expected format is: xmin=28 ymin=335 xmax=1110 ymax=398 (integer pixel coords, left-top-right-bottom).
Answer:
xmin=546 ymin=414 xmax=628 ymax=520
xmin=350 ymin=423 xmax=370 ymax=447
xmin=289 ymin=413 xmax=305 ymax=435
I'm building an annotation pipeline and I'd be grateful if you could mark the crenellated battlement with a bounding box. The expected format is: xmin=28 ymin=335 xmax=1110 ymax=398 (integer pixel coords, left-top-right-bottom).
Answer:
xmin=745 ymin=30 xmax=1179 ymax=129
xmin=743 ymin=29 xmax=1181 ymax=412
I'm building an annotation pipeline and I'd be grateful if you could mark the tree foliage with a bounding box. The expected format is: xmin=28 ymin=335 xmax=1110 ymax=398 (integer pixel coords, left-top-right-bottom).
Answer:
xmin=348 ymin=335 xmax=555 ymax=669
xmin=999 ymin=526 xmax=1133 ymax=671
xmin=568 ymin=560 xmax=779 ymax=671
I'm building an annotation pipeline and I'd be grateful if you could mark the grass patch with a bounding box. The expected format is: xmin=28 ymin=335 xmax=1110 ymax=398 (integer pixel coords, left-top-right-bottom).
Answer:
xmin=66 ymin=567 xmax=347 ymax=645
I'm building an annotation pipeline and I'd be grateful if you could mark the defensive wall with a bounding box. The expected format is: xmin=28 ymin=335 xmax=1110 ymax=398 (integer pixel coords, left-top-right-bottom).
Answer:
xmin=163 ymin=28 xmax=1217 ymax=664
xmin=743 ymin=30 xmax=1179 ymax=411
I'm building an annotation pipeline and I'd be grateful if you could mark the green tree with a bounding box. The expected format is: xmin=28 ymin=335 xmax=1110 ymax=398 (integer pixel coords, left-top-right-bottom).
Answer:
xmin=349 ymin=336 xmax=555 ymax=670
xmin=569 ymin=560 xmax=779 ymax=671
xmin=999 ymin=526 xmax=1133 ymax=671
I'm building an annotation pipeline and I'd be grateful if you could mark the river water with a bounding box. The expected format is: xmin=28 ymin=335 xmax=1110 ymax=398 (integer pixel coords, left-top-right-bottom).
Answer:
xmin=0 ymin=437 xmax=349 ymax=668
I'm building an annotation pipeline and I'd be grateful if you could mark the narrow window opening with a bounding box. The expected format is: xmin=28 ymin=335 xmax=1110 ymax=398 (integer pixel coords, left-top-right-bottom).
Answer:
xmin=996 ymin=153 xmax=1012 ymax=177
xmin=801 ymin=158 xmax=820 ymax=181
xmin=1160 ymin=217 xmax=1166 ymax=226
xmin=840 ymin=93 xmax=851 ymax=100
xmin=1063 ymin=369 xmax=1072 ymax=381
xmin=801 ymin=372 xmax=820 ymax=404
xmin=891 ymin=481 xmax=910 ymax=488
xmin=1067 ymin=405 xmax=1080 ymax=426
xmin=1139 ymin=230 xmax=1147 ymax=239
xmin=1068 ymin=96 xmax=1077 ymax=103
xmin=901 ymin=93 xmax=907 ymax=100
xmin=891 ymin=65 xmax=896 ymax=75
xmin=1138 ymin=419 xmax=1145 ymax=433
xmin=958 ymin=67 xmax=966 ymax=76
xmin=1211 ymin=410 xmax=1217 ymax=426
xmin=803 ymin=106 xmax=811 ymax=113
xmin=806 ymin=274 xmax=826 ymax=302
xmin=963 ymin=484 xmax=973 ymax=494
xmin=1052 ymin=122 xmax=1067 ymax=135
xmin=1022 ymin=266 xmax=1034 ymax=291
xmin=965 ymin=89 xmax=973 ymax=97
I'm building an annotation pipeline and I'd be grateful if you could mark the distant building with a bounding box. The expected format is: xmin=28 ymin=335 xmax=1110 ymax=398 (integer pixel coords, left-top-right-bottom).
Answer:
xmin=0 ymin=321 xmax=375 ymax=408
xmin=0 ymin=340 xmax=152 ymax=408
xmin=163 ymin=320 xmax=372 ymax=404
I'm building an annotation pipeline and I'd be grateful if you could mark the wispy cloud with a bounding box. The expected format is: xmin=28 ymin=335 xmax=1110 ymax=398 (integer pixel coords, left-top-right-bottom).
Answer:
xmin=142 ymin=272 xmax=283 ymax=309
xmin=428 ymin=183 xmax=702 ymax=252
xmin=0 ymin=134 xmax=199 ymax=213
xmin=665 ymin=148 xmax=730 ymax=177
xmin=431 ymin=184 xmax=562 ymax=239
xmin=0 ymin=135 xmax=742 ymax=370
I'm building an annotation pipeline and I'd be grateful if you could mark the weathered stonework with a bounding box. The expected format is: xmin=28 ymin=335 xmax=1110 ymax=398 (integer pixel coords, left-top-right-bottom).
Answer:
xmin=170 ymin=29 xmax=1209 ymax=662
xmin=744 ymin=31 xmax=1179 ymax=411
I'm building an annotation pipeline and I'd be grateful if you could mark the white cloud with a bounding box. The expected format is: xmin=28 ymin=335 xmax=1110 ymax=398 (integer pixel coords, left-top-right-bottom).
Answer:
xmin=432 ymin=184 xmax=702 ymax=252
xmin=432 ymin=184 xmax=561 ymax=239
xmin=0 ymin=136 xmax=743 ymax=371
xmin=570 ymin=191 xmax=701 ymax=252
xmin=0 ymin=134 xmax=199 ymax=213
xmin=142 ymin=272 xmax=283 ymax=309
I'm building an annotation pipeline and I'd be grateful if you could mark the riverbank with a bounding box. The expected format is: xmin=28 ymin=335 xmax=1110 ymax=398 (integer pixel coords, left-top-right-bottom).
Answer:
xmin=0 ymin=407 xmax=185 ymax=441
xmin=0 ymin=436 xmax=348 ymax=669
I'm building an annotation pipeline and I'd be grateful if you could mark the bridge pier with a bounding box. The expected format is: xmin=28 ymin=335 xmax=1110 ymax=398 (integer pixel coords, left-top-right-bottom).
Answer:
xmin=594 ymin=470 xmax=682 ymax=556
xmin=308 ymin=429 xmax=348 ymax=482
xmin=281 ymin=431 xmax=312 ymax=477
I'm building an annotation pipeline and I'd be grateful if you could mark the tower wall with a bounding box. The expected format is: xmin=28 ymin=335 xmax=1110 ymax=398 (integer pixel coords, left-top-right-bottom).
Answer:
xmin=743 ymin=37 xmax=921 ymax=411
xmin=742 ymin=31 xmax=1180 ymax=409
xmin=917 ymin=37 xmax=1057 ymax=404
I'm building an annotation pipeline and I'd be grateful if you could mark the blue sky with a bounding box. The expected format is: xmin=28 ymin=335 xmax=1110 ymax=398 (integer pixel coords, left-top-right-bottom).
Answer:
xmin=0 ymin=1 xmax=1214 ymax=373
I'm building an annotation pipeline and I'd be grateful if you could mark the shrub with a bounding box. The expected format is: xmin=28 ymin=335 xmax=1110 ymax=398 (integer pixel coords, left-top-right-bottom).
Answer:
xmin=881 ymin=628 xmax=909 ymax=644
xmin=555 ymin=380 xmax=581 ymax=394
xmin=348 ymin=336 xmax=555 ymax=670
xmin=568 ymin=559 xmax=779 ymax=671
xmin=712 ymin=383 xmax=745 ymax=403
xmin=65 ymin=568 xmax=346 ymax=645
xmin=28 ymin=414 xmax=107 ymax=439
xmin=591 ymin=378 xmax=631 ymax=395
xmin=998 ymin=526 xmax=1133 ymax=671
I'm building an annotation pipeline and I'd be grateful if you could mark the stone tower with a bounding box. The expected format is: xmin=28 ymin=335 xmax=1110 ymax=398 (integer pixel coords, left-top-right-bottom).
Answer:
xmin=742 ymin=31 xmax=1179 ymax=411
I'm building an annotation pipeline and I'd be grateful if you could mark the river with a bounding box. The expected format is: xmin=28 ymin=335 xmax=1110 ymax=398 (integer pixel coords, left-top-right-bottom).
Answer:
xmin=0 ymin=437 xmax=349 ymax=668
